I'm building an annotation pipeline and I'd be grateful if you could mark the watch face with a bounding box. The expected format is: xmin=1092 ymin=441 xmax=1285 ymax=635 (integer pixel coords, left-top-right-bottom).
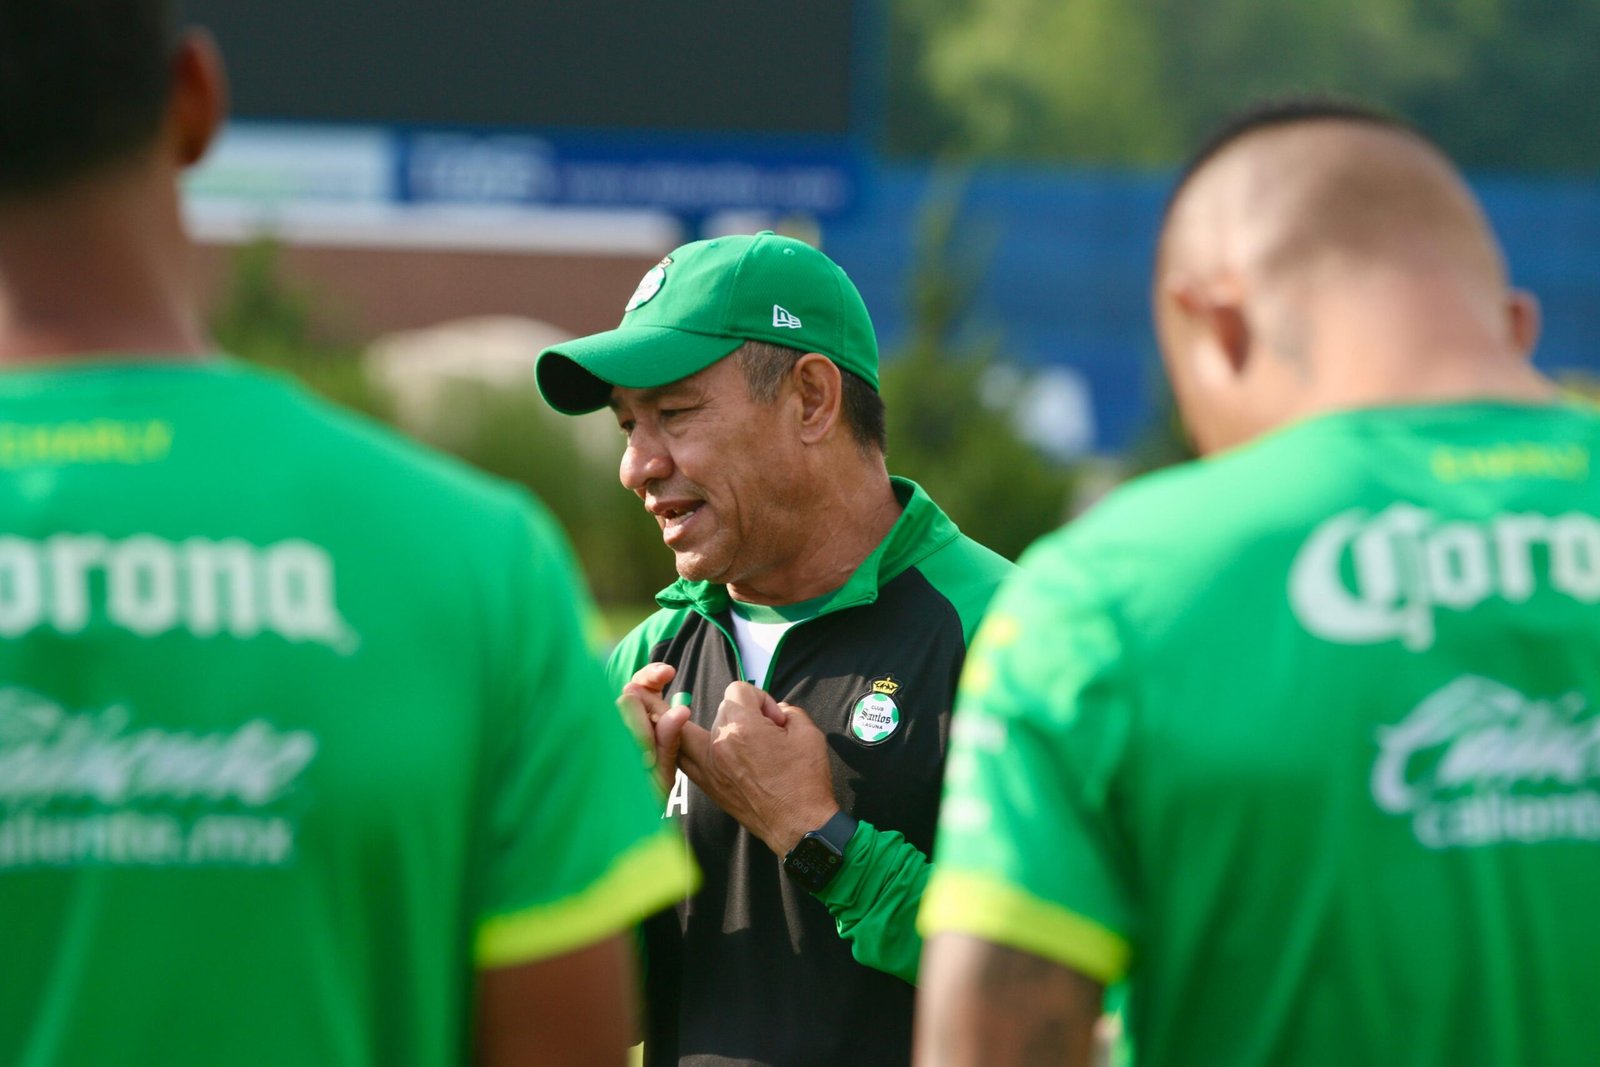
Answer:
xmin=784 ymin=834 xmax=844 ymax=892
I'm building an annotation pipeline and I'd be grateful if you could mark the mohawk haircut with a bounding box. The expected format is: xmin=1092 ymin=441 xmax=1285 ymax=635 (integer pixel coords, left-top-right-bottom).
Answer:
xmin=0 ymin=0 xmax=178 ymax=197
xmin=1163 ymin=96 xmax=1425 ymax=221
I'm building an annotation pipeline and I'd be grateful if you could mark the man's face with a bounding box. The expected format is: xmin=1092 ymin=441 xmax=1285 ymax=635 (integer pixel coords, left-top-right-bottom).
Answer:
xmin=611 ymin=356 xmax=809 ymax=587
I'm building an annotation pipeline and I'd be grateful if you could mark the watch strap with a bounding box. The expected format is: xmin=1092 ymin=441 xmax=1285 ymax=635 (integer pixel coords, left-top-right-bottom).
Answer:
xmin=812 ymin=810 xmax=859 ymax=854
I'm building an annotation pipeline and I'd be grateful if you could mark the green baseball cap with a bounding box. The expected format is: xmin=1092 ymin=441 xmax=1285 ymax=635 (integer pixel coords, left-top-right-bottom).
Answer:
xmin=536 ymin=231 xmax=879 ymax=415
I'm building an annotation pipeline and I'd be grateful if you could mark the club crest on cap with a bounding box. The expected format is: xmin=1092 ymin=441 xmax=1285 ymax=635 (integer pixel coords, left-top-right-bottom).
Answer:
xmin=625 ymin=255 xmax=672 ymax=312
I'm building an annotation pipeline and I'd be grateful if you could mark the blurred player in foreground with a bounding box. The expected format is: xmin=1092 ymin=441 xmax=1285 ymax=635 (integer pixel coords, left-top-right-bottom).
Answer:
xmin=917 ymin=98 xmax=1600 ymax=1067
xmin=0 ymin=3 xmax=693 ymax=1065
xmin=537 ymin=232 xmax=1012 ymax=1066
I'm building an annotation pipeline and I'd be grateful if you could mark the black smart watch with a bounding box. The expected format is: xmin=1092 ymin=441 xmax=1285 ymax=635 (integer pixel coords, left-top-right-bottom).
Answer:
xmin=783 ymin=811 xmax=859 ymax=893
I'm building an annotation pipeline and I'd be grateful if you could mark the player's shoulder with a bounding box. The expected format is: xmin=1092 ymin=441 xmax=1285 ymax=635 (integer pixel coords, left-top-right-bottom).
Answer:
xmin=1082 ymin=399 xmax=1600 ymax=541
xmin=1032 ymin=400 xmax=1600 ymax=582
xmin=1058 ymin=452 xmax=1257 ymax=553
xmin=258 ymin=367 xmax=538 ymax=527
xmin=1024 ymin=420 xmax=1336 ymax=588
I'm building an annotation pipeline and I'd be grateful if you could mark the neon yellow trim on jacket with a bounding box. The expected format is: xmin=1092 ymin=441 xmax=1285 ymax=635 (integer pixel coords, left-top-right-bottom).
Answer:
xmin=476 ymin=830 xmax=698 ymax=968
xmin=918 ymin=869 xmax=1132 ymax=984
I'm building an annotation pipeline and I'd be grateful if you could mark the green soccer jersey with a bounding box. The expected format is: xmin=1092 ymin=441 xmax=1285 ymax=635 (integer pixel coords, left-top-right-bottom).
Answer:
xmin=923 ymin=401 xmax=1600 ymax=1067
xmin=0 ymin=359 xmax=694 ymax=1067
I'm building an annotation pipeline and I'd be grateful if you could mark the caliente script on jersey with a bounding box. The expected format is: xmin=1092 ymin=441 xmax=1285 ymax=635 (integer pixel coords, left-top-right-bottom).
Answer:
xmin=1372 ymin=675 xmax=1600 ymax=848
xmin=0 ymin=687 xmax=321 ymax=868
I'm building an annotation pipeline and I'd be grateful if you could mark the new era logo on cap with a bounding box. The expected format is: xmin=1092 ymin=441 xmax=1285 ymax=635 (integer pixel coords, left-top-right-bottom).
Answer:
xmin=773 ymin=305 xmax=803 ymax=329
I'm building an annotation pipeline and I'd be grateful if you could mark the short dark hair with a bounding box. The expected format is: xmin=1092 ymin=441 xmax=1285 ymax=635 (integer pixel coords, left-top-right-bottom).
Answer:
xmin=736 ymin=340 xmax=887 ymax=454
xmin=0 ymin=0 xmax=177 ymax=197
xmin=1164 ymin=95 xmax=1422 ymax=220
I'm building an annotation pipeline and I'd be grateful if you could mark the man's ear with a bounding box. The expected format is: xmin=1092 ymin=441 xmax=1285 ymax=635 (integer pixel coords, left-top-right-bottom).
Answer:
xmin=791 ymin=353 xmax=844 ymax=445
xmin=168 ymin=29 xmax=228 ymax=169
xmin=1508 ymin=288 xmax=1541 ymax=360
xmin=1171 ymin=276 xmax=1253 ymax=381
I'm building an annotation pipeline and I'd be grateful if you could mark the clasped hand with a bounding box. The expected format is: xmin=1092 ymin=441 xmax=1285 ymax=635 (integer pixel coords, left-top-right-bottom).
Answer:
xmin=619 ymin=663 xmax=840 ymax=856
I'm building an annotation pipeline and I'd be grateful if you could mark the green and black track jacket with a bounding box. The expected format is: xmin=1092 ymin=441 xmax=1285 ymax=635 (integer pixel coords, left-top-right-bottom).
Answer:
xmin=608 ymin=478 xmax=1013 ymax=1067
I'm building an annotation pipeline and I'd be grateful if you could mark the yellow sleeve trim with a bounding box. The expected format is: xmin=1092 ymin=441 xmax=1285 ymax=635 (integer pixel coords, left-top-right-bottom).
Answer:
xmin=918 ymin=869 xmax=1132 ymax=984
xmin=475 ymin=830 xmax=699 ymax=969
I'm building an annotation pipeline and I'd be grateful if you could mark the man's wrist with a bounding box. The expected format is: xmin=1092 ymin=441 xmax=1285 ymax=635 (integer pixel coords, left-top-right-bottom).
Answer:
xmin=782 ymin=810 xmax=860 ymax=893
xmin=771 ymin=803 xmax=843 ymax=856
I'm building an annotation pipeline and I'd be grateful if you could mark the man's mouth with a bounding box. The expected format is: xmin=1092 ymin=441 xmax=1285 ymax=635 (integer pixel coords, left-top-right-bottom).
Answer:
xmin=651 ymin=500 xmax=705 ymax=543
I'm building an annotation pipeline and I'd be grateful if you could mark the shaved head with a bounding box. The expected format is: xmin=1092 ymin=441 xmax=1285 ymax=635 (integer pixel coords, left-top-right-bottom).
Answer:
xmin=1159 ymin=110 xmax=1506 ymax=300
xmin=1151 ymin=99 xmax=1545 ymax=455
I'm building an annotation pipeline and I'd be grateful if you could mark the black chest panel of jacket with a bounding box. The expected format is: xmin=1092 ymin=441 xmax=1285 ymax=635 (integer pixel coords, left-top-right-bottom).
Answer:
xmin=642 ymin=566 xmax=967 ymax=1067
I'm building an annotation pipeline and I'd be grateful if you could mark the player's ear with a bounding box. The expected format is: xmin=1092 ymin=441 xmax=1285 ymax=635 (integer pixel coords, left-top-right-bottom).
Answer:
xmin=1508 ymin=288 xmax=1541 ymax=360
xmin=1172 ymin=278 xmax=1253 ymax=382
xmin=168 ymin=28 xmax=229 ymax=169
xmin=1209 ymin=302 xmax=1251 ymax=376
xmin=792 ymin=352 xmax=843 ymax=445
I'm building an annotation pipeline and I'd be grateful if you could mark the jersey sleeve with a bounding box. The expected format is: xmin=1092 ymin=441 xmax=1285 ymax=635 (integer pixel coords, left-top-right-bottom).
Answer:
xmin=474 ymin=501 xmax=697 ymax=969
xmin=816 ymin=820 xmax=932 ymax=984
xmin=918 ymin=536 xmax=1137 ymax=985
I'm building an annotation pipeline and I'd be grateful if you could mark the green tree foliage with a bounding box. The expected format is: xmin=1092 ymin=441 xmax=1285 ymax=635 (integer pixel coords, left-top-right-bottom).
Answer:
xmin=212 ymin=240 xmax=673 ymax=610
xmin=879 ymin=182 xmax=1076 ymax=559
xmin=414 ymin=381 xmax=674 ymax=607
xmin=887 ymin=0 xmax=1600 ymax=170
xmin=891 ymin=0 xmax=1179 ymax=163
xmin=212 ymin=239 xmax=383 ymax=419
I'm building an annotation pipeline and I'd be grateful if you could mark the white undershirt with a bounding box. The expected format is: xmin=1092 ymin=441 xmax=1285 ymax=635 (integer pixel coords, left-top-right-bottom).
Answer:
xmin=728 ymin=610 xmax=794 ymax=687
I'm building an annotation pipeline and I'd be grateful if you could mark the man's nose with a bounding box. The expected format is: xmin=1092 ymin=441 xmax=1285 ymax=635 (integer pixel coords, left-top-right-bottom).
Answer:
xmin=620 ymin=432 xmax=672 ymax=493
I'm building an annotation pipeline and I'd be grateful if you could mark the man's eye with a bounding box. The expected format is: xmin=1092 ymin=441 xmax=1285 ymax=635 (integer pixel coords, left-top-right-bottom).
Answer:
xmin=660 ymin=407 xmax=687 ymax=420
xmin=617 ymin=421 xmax=635 ymax=438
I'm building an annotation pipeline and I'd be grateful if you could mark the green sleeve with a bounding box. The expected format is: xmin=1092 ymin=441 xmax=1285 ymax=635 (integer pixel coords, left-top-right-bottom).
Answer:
xmin=918 ymin=533 xmax=1137 ymax=985
xmin=474 ymin=502 xmax=697 ymax=968
xmin=815 ymin=820 xmax=932 ymax=985
xmin=812 ymin=536 xmax=1012 ymax=986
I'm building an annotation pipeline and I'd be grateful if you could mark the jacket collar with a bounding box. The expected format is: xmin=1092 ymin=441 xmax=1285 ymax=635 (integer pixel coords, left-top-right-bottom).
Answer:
xmin=655 ymin=477 xmax=962 ymax=619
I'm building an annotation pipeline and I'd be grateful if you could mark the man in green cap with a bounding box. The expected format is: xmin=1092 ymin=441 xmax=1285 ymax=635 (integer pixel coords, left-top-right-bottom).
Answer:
xmin=917 ymin=99 xmax=1600 ymax=1067
xmin=537 ymin=231 xmax=1013 ymax=1066
xmin=0 ymin=3 xmax=694 ymax=1065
